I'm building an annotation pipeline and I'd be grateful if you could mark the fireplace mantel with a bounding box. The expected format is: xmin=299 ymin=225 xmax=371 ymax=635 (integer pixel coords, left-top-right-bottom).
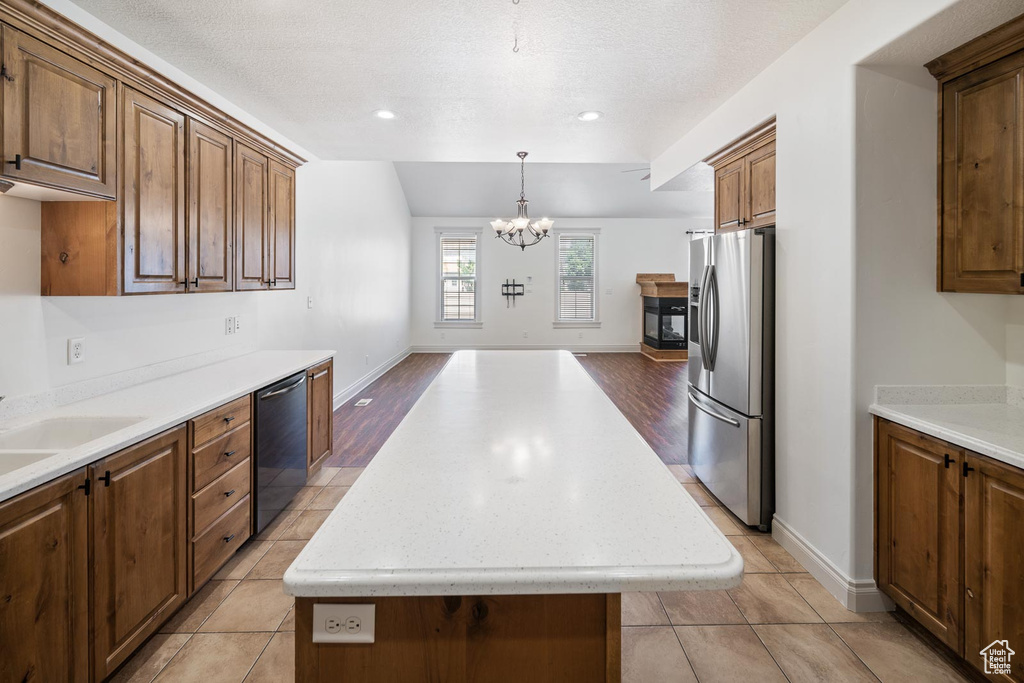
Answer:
xmin=636 ymin=274 xmax=689 ymax=362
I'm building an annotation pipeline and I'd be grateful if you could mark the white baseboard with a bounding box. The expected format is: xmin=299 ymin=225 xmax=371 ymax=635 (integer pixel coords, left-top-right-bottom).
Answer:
xmin=332 ymin=347 xmax=412 ymax=410
xmin=409 ymin=344 xmax=639 ymax=354
xmin=772 ymin=516 xmax=893 ymax=613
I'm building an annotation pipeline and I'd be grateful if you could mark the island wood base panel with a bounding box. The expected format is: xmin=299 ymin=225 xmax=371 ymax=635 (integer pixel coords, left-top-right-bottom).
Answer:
xmin=295 ymin=593 xmax=621 ymax=682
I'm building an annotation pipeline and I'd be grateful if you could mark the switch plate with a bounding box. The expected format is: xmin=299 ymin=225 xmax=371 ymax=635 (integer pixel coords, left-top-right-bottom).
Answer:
xmin=225 ymin=317 xmax=235 ymax=335
xmin=307 ymin=296 xmax=314 ymax=309
xmin=234 ymin=315 xmax=241 ymax=333
xmin=67 ymin=337 xmax=85 ymax=365
xmin=313 ymin=603 xmax=375 ymax=643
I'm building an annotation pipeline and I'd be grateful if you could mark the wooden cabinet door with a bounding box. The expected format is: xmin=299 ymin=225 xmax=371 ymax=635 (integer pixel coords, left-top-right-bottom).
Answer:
xmin=1 ymin=26 xmax=117 ymax=198
xmin=745 ymin=139 xmax=776 ymax=229
xmin=188 ymin=119 xmax=234 ymax=292
xmin=91 ymin=426 xmax=188 ymax=680
xmin=308 ymin=359 xmax=333 ymax=470
xmin=940 ymin=51 xmax=1024 ymax=293
xmin=715 ymin=158 xmax=744 ymax=233
xmin=269 ymin=160 xmax=296 ymax=289
xmin=964 ymin=453 xmax=1024 ymax=680
xmin=234 ymin=142 xmax=269 ymax=291
xmin=0 ymin=470 xmax=89 ymax=683
xmin=875 ymin=419 xmax=963 ymax=652
xmin=123 ymin=87 xmax=187 ymax=294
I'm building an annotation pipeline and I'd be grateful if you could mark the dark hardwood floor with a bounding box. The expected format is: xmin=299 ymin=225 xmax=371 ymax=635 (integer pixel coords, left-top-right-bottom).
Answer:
xmin=573 ymin=353 xmax=689 ymax=465
xmin=326 ymin=352 xmax=688 ymax=467
xmin=325 ymin=353 xmax=452 ymax=467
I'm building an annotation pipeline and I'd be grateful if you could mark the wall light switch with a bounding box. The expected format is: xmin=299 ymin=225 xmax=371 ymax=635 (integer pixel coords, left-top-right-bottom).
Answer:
xmin=313 ymin=604 xmax=375 ymax=643
xmin=67 ymin=338 xmax=85 ymax=365
xmin=307 ymin=296 xmax=314 ymax=309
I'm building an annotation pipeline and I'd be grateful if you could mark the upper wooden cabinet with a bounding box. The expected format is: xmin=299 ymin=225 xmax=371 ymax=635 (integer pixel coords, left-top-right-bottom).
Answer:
xmin=122 ymin=87 xmax=187 ymax=294
xmin=188 ymin=120 xmax=234 ymax=292
xmin=269 ymin=160 xmax=297 ymax=290
xmin=0 ymin=469 xmax=89 ymax=683
xmin=1 ymin=25 xmax=117 ymax=198
xmin=235 ymin=142 xmax=270 ymax=291
xmin=707 ymin=119 xmax=776 ymax=234
xmin=928 ymin=14 xmax=1024 ymax=294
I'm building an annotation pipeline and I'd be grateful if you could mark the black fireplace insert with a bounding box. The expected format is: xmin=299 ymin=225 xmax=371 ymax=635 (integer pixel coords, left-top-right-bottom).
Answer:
xmin=643 ymin=296 xmax=688 ymax=350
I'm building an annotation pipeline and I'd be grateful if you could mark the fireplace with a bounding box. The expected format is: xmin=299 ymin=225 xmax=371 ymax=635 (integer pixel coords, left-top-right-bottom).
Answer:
xmin=643 ymin=297 xmax=688 ymax=350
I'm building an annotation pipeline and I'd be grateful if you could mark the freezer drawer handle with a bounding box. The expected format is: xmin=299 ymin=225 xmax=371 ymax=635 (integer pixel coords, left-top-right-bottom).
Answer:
xmin=688 ymin=391 xmax=740 ymax=428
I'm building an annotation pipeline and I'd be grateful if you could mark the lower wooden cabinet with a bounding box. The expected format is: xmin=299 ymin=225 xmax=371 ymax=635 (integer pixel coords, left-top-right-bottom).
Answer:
xmin=91 ymin=425 xmax=189 ymax=680
xmin=0 ymin=469 xmax=90 ymax=683
xmin=876 ymin=417 xmax=1024 ymax=680
xmin=308 ymin=359 xmax=334 ymax=474
xmin=964 ymin=453 xmax=1024 ymax=678
xmin=875 ymin=419 xmax=962 ymax=650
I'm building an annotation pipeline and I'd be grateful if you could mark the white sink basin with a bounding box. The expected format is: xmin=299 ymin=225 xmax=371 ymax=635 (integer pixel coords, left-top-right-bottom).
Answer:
xmin=0 ymin=451 xmax=59 ymax=476
xmin=0 ymin=416 xmax=144 ymax=450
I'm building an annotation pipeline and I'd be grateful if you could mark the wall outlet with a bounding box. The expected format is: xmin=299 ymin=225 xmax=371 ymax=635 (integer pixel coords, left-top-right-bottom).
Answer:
xmin=365 ymin=354 xmax=369 ymax=365
xmin=67 ymin=337 xmax=85 ymax=365
xmin=605 ymin=288 xmax=613 ymax=295
xmin=234 ymin=315 xmax=242 ymax=334
xmin=578 ymin=332 xmax=583 ymax=339
xmin=522 ymin=331 xmax=529 ymax=339
xmin=225 ymin=317 xmax=235 ymax=335
xmin=313 ymin=604 xmax=375 ymax=643
xmin=440 ymin=332 xmax=446 ymax=340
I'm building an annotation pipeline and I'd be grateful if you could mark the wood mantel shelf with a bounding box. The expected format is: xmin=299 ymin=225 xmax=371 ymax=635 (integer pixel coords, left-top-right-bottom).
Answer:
xmin=636 ymin=273 xmax=688 ymax=298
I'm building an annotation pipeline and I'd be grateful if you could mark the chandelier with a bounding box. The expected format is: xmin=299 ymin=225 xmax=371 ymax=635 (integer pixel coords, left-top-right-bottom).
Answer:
xmin=490 ymin=152 xmax=553 ymax=250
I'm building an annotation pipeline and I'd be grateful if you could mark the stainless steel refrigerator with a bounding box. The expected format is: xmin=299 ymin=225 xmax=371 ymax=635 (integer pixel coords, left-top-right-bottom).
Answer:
xmin=687 ymin=228 xmax=775 ymax=531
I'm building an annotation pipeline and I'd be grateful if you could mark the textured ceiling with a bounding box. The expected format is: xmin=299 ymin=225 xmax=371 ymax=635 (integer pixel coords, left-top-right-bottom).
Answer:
xmin=71 ymin=0 xmax=848 ymax=162
xmin=394 ymin=162 xmax=712 ymax=219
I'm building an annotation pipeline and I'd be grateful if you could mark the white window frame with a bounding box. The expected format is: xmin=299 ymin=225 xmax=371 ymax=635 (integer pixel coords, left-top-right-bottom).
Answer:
xmin=435 ymin=227 xmax=483 ymax=328
xmin=552 ymin=228 xmax=601 ymax=328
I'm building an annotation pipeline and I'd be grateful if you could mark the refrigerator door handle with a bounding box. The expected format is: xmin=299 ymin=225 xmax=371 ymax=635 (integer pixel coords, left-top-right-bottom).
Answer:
xmin=706 ymin=265 xmax=720 ymax=371
xmin=688 ymin=390 xmax=740 ymax=428
xmin=698 ymin=265 xmax=711 ymax=371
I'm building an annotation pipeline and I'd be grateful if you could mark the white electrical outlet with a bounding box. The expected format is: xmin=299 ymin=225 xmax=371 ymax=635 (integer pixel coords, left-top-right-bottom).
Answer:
xmin=522 ymin=331 xmax=529 ymax=339
xmin=234 ymin=316 xmax=242 ymax=334
xmin=225 ymin=317 xmax=235 ymax=335
xmin=67 ymin=338 xmax=85 ymax=365
xmin=365 ymin=355 xmax=369 ymax=365
xmin=313 ymin=604 xmax=375 ymax=643
xmin=605 ymin=288 xmax=613 ymax=295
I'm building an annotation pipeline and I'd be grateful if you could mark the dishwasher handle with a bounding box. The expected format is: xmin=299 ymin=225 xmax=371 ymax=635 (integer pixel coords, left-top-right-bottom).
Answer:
xmin=260 ymin=375 xmax=306 ymax=400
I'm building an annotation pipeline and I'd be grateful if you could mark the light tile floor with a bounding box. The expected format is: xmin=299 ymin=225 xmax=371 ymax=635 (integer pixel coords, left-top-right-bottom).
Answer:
xmin=114 ymin=464 xmax=971 ymax=682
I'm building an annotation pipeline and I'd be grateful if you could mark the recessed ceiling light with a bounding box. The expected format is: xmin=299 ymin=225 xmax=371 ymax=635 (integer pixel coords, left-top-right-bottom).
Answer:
xmin=577 ymin=111 xmax=603 ymax=122
xmin=373 ymin=109 xmax=397 ymax=120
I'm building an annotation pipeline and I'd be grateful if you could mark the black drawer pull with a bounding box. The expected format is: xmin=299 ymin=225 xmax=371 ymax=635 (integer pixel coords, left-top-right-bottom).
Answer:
xmin=224 ymin=489 xmax=236 ymax=497
xmin=224 ymin=450 xmax=237 ymax=457
xmin=223 ymin=416 xmax=235 ymax=424
xmin=223 ymin=533 xmax=235 ymax=543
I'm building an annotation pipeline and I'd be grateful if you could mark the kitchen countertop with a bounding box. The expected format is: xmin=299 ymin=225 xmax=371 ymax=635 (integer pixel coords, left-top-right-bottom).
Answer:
xmin=283 ymin=350 xmax=743 ymax=598
xmin=869 ymin=387 xmax=1024 ymax=470
xmin=0 ymin=350 xmax=334 ymax=504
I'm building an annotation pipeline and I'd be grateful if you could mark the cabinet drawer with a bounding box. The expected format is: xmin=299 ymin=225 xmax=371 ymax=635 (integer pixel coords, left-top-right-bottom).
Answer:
xmin=192 ymin=395 xmax=251 ymax=447
xmin=193 ymin=422 xmax=251 ymax=490
xmin=193 ymin=458 xmax=251 ymax=535
xmin=193 ymin=496 xmax=250 ymax=587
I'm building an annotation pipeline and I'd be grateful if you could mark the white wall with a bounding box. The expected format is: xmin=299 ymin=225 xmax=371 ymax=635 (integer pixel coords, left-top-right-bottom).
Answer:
xmin=0 ymin=194 xmax=259 ymax=402
xmin=410 ymin=218 xmax=700 ymax=351
xmin=649 ymin=0 xmax=1024 ymax=598
xmin=852 ymin=65 xmax=1011 ymax=579
xmin=1009 ymin=300 xmax=1024 ymax=387
xmin=258 ymin=162 xmax=412 ymax=403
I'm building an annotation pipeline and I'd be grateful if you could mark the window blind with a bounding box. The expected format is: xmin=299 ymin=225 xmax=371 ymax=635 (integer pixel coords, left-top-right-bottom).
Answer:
xmin=557 ymin=234 xmax=596 ymax=321
xmin=440 ymin=236 xmax=477 ymax=321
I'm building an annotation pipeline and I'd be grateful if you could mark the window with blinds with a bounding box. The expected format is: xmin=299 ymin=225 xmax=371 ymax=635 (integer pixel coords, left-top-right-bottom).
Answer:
xmin=557 ymin=233 xmax=596 ymax=321
xmin=440 ymin=235 xmax=478 ymax=321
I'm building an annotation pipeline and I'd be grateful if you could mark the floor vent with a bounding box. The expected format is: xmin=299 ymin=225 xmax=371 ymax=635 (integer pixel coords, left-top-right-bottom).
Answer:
xmin=354 ymin=398 xmax=373 ymax=407
xmin=573 ymin=353 xmax=588 ymax=357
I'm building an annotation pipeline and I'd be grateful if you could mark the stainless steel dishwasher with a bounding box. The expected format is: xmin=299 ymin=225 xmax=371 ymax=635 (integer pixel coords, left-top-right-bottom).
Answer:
xmin=254 ymin=370 xmax=308 ymax=533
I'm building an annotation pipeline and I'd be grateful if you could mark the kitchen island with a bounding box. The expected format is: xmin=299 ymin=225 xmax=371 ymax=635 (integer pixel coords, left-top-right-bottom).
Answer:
xmin=284 ymin=350 xmax=742 ymax=682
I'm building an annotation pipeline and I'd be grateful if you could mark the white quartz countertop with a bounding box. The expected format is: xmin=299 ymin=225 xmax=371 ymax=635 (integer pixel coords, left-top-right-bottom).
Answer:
xmin=284 ymin=350 xmax=743 ymax=597
xmin=869 ymin=401 xmax=1024 ymax=470
xmin=0 ymin=350 xmax=334 ymax=503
